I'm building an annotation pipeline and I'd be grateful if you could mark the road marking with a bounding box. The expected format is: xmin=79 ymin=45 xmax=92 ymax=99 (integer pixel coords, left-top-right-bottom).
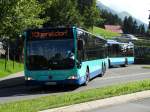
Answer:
xmin=98 ymin=72 xmax=150 ymax=81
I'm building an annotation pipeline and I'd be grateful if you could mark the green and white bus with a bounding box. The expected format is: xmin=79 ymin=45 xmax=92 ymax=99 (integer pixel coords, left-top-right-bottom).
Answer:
xmin=24 ymin=27 xmax=107 ymax=86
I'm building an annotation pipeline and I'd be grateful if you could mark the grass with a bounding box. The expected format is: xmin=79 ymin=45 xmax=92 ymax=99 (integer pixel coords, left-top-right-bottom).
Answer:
xmin=0 ymin=79 xmax=150 ymax=112
xmin=0 ymin=59 xmax=24 ymax=78
xmin=89 ymin=26 xmax=121 ymax=39
xmin=142 ymin=66 xmax=150 ymax=69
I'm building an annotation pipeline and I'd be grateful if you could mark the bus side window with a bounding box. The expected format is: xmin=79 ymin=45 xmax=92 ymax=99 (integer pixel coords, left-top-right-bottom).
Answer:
xmin=77 ymin=38 xmax=85 ymax=61
xmin=77 ymin=39 xmax=84 ymax=51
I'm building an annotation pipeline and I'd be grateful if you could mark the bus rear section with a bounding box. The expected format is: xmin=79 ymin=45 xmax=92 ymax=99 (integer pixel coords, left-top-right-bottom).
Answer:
xmin=107 ymin=40 xmax=134 ymax=68
xmin=76 ymin=29 xmax=107 ymax=85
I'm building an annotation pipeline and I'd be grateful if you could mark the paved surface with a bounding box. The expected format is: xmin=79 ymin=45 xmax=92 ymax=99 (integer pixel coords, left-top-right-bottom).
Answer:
xmin=40 ymin=90 xmax=150 ymax=112
xmin=0 ymin=71 xmax=24 ymax=88
xmin=0 ymin=65 xmax=150 ymax=103
xmin=87 ymin=97 xmax=150 ymax=112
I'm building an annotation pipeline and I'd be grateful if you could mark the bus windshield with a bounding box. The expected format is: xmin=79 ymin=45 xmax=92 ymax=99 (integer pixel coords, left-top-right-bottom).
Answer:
xmin=26 ymin=39 xmax=75 ymax=70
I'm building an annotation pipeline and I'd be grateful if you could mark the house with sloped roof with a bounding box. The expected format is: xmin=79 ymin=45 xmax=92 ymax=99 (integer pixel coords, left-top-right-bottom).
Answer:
xmin=104 ymin=25 xmax=123 ymax=34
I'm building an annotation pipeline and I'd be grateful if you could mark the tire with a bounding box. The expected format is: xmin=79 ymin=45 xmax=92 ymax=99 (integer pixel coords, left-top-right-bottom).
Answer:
xmin=121 ymin=58 xmax=128 ymax=67
xmin=84 ymin=68 xmax=90 ymax=86
xmin=100 ymin=63 xmax=106 ymax=77
xmin=108 ymin=60 xmax=112 ymax=68
xmin=103 ymin=63 xmax=106 ymax=73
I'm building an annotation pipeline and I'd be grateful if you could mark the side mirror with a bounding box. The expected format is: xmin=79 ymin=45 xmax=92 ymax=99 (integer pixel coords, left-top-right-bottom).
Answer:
xmin=77 ymin=39 xmax=84 ymax=51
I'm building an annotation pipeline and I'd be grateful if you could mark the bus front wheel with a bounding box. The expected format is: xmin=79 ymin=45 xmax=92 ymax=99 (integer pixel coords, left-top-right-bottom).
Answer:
xmin=84 ymin=68 xmax=90 ymax=86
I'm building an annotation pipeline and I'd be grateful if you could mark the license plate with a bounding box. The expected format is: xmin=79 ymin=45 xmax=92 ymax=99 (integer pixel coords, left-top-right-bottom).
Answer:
xmin=45 ymin=82 xmax=56 ymax=85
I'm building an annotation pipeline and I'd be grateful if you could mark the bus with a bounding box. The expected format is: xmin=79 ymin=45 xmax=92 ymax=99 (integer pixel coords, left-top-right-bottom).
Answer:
xmin=107 ymin=40 xmax=134 ymax=68
xmin=24 ymin=27 xmax=107 ymax=86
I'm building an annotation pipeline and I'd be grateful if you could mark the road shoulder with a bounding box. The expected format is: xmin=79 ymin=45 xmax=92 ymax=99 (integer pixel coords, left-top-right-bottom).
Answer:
xmin=40 ymin=90 xmax=150 ymax=112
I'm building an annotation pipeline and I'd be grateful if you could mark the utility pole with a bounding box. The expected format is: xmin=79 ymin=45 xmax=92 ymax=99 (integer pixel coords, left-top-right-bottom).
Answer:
xmin=148 ymin=10 xmax=150 ymax=29
xmin=148 ymin=10 xmax=150 ymax=37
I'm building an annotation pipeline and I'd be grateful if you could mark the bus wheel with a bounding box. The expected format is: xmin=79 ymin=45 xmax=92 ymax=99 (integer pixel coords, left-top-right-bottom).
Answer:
xmin=108 ymin=60 xmax=112 ymax=68
xmin=84 ymin=68 xmax=90 ymax=86
xmin=100 ymin=63 xmax=105 ymax=77
xmin=121 ymin=58 xmax=128 ymax=67
xmin=103 ymin=63 xmax=106 ymax=73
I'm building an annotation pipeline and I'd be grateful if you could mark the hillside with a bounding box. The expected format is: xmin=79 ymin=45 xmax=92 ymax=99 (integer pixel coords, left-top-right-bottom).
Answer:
xmin=97 ymin=2 xmax=148 ymax=30
xmin=90 ymin=27 xmax=121 ymax=39
xmin=96 ymin=2 xmax=117 ymax=14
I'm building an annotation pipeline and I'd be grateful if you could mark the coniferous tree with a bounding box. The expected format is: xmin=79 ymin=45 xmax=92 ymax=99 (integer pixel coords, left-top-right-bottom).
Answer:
xmin=123 ymin=16 xmax=128 ymax=33
xmin=97 ymin=9 xmax=122 ymax=27
xmin=132 ymin=20 xmax=138 ymax=34
xmin=141 ymin=24 xmax=146 ymax=35
xmin=127 ymin=16 xmax=134 ymax=33
xmin=138 ymin=24 xmax=145 ymax=35
xmin=122 ymin=16 xmax=143 ymax=34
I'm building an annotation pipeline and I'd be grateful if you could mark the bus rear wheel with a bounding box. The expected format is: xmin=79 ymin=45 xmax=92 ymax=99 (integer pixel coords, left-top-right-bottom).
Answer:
xmin=121 ymin=58 xmax=128 ymax=67
xmin=108 ymin=60 xmax=112 ymax=68
xmin=100 ymin=63 xmax=106 ymax=77
xmin=84 ymin=68 xmax=90 ymax=86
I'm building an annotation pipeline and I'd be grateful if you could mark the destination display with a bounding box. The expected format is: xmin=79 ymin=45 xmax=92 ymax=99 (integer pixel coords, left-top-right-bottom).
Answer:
xmin=28 ymin=28 xmax=73 ymax=40
xmin=31 ymin=31 xmax=68 ymax=38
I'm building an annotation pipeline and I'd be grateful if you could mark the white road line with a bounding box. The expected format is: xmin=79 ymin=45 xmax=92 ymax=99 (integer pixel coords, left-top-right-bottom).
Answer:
xmin=98 ymin=72 xmax=150 ymax=81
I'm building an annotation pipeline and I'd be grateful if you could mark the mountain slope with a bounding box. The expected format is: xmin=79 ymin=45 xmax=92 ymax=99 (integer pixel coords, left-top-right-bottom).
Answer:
xmin=97 ymin=1 xmax=148 ymax=29
xmin=96 ymin=2 xmax=117 ymax=14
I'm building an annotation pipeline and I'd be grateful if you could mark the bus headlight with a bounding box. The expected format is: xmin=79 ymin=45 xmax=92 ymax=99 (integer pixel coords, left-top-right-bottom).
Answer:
xmin=68 ymin=75 xmax=78 ymax=80
xmin=25 ymin=77 xmax=33 ymax=81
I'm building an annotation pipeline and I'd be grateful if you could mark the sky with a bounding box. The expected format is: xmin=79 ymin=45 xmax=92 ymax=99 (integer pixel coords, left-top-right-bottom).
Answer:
xmin=97 ymin=0 xmax=150 ymax=24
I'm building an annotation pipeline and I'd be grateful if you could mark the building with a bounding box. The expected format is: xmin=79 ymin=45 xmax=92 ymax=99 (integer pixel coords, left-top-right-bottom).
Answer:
xmin=104 ymin=25 xmax=123 ymax=34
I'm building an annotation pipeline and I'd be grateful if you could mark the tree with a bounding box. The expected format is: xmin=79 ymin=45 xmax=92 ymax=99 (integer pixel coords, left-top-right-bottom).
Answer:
xmin=132 ymin=20 xmax=138 ymax=34
xmin=123 ymin=16 xmax=139 ymax=34
xmin=141 ymin=24 xmax=146 ymax=35
xmin=97 ymin=10 xmax=122 ymax=28
xmin=123 ymin=16 xmax=129 ymax=33
xmin=82 ymin=5 xmax=99 ymax=28
xmin=127 ymin=16 xmax=134 ymax=33
xmin=0 ymin=0 xmax=45 ymax=39
xmin=138 ymin=24 xmax=146 ymax=35
xmin=77 ymin=0 xmax=99 ymax=28
xmin=123 ymin=16 xmax=146 ymax=35
xmin=77 ymin=0 xmax=93 ymax=15
xmin=43 ymin=0 xmax=81 ymax=27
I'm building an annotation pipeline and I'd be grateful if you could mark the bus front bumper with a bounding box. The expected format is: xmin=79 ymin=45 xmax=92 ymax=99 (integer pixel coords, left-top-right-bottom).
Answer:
xmin=25 ymin=78 xmax=84 ymax=86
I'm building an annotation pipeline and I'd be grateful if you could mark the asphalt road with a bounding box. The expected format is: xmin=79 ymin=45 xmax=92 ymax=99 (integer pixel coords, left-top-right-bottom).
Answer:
xmin=0 ymin=64 xmax=150 ymax=103
xmin=87 ymin=97 xmax=150 ymax=112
